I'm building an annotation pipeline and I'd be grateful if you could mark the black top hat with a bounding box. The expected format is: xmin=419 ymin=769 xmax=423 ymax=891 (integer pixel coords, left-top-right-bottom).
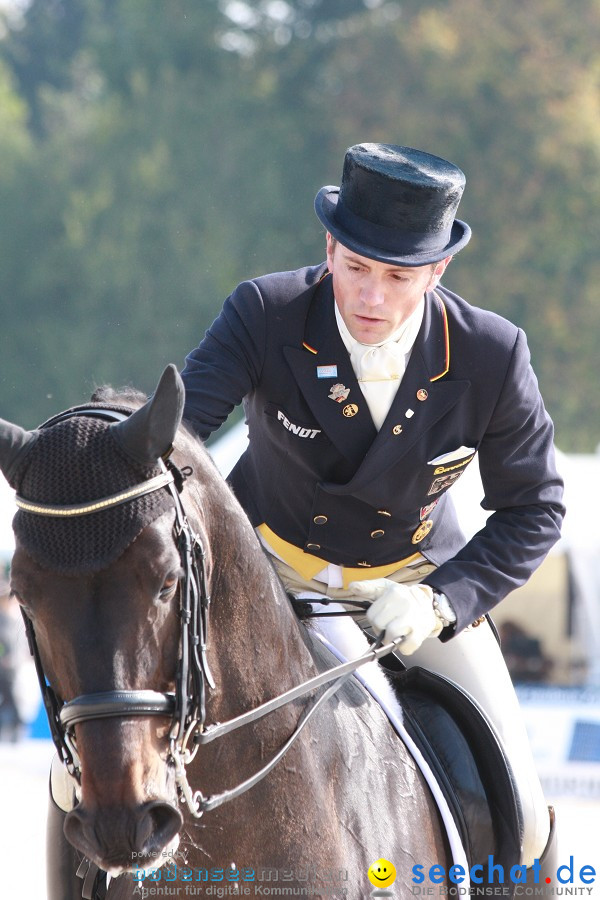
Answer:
xmin=314 ymin=143 xmax=471 ymax=266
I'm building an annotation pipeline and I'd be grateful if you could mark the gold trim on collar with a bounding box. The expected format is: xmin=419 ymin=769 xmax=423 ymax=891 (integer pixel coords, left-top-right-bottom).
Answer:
xmin=429 ymin=291 xmax=450 ymax=382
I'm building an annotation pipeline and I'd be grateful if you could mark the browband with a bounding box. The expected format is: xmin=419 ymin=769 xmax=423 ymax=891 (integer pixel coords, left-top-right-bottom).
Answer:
xmin=15 ymin=471 xmax=174 ymax=517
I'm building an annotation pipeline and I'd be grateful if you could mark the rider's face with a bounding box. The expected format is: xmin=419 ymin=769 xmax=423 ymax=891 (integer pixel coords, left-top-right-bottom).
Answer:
xmin=327 ymin=234 xmax=450 ymax=344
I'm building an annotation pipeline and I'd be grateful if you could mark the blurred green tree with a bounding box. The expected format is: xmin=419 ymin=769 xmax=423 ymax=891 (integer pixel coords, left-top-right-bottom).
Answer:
xmin=0 ymin=0 xmax=598 ymax=451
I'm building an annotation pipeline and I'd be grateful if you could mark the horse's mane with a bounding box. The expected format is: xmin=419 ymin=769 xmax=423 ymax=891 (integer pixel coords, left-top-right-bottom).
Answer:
xmin=90 ymin=383 xmax=148 ymax=406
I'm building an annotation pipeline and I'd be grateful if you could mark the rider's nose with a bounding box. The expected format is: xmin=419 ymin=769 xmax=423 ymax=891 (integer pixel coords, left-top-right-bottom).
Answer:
xmin=360 ymin=280 xmax=385 ymax=308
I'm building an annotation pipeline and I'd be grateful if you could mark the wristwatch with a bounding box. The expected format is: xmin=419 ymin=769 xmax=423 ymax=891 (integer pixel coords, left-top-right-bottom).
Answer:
xmin=432 ymin=590 xmax=456 ymax=627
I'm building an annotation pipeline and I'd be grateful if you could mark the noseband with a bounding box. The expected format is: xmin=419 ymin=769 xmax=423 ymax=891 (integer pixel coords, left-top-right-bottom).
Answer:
xmin=21 ymin=406 xmax=399 ymax=819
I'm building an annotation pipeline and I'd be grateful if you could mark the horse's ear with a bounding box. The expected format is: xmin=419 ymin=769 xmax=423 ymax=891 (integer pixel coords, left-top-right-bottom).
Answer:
xmin=0 ymin=420 xmax=38 ymax=488
xmin=111 ymin=364 xmax=185 ymax=465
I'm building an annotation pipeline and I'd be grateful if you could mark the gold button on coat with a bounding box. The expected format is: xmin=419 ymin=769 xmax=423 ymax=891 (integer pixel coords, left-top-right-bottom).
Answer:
xmin=411 ymin=519 xmax=433 ymax=544
xmin=313 ymin=515 xmax=328 ymax=525
xmin=370 ymin=529 xmax=385 ymax=539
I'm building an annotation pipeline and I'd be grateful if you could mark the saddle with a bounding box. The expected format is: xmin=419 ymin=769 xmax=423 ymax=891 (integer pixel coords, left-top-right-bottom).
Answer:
xmin=378 ymin=659 xmax=523 ymax=889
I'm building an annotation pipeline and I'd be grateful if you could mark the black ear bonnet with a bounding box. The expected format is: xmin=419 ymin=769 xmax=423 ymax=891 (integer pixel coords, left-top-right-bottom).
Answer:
xmin=11 ymin=406 xmax=175 ymax=575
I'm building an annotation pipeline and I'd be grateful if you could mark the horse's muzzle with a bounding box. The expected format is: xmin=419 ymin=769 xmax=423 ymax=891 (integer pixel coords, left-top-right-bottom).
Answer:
xmin=64 ymin=799 xmax=183 ymax=875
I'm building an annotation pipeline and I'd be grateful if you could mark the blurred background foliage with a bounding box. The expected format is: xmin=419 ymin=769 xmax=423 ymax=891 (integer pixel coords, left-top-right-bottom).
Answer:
xmin=0 ymin=0 xmax=598 ymax=449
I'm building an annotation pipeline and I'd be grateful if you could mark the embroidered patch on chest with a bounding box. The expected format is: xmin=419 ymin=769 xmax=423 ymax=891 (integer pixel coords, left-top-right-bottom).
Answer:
xmin=420 ymin=499 xmax=439 ymax=521
xmin=427 ymin=470 xmax=465 ymax=495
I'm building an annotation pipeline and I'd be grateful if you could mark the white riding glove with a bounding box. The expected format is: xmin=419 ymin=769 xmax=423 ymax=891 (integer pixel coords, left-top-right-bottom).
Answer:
xmin=349 ymin=579 xmax=443 ymax=656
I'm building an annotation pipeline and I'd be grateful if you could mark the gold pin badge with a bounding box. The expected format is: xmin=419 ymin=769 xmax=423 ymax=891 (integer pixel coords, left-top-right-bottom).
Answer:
xmin=343 ymin=403 xmax=359 ymax=417
xmin=392 ymin=424 xmax=403 ymax=435
xmin=411 ymin=519 xmax=433 ymax=544
xmin=417 ymin=389 xmax=429 ymax=401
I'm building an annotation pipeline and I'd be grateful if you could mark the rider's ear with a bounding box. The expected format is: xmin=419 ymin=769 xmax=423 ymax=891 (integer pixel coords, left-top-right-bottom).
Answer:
xmin=111 ymin=364 xmax=185 ymax=466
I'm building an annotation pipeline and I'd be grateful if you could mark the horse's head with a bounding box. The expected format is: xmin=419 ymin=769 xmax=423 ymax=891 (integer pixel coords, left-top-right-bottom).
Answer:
xmin=1 ymin=366 xmax=208 ymax=874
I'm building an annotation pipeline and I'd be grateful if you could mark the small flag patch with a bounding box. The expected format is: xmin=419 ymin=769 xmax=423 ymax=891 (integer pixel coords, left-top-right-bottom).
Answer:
xmin=317 ymin=365 xmax=338 ymax=379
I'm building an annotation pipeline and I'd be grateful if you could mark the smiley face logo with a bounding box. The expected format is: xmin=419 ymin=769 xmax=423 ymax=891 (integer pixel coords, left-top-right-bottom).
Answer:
xmin=367 ymin=858 xmax=396 ymax=888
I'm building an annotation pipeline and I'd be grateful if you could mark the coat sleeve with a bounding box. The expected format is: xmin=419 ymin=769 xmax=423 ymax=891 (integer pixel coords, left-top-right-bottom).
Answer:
xmin=423 ymin=328 xmax=565 ymax=636
xmin=180 ymin=280 xmax=266 ymax=440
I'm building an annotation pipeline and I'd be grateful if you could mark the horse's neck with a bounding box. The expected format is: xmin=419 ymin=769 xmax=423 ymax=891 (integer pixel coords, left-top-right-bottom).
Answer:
xmin=193 ymin=466 xmax=317 ymax=718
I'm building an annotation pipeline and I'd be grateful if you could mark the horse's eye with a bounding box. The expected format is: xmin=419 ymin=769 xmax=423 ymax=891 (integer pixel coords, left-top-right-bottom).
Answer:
xmin=159 ymin=575 xmax=180 ymax=598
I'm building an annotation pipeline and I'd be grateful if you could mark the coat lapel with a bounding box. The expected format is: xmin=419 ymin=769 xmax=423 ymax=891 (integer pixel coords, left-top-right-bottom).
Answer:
xmin=283 ymin=283 xmax=471 ymax=489
xmin=283 ymin=274 xmax=377 ymax=466
xmin=322 ymin=291 xmax=471 ymax=495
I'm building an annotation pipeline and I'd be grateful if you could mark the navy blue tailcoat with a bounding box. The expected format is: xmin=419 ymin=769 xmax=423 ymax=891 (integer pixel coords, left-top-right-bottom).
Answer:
xmin=182 ymin=264 xmax=564 ymax=636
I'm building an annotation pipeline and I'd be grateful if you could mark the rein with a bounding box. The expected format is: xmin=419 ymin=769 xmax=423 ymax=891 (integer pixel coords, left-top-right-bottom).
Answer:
xmin=21 ymin=406 xmax=399 ymax=819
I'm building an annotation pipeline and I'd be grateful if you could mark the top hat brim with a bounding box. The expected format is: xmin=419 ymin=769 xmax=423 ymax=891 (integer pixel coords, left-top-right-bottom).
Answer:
xmin=314 ymin=186 xmax=471 ymax=266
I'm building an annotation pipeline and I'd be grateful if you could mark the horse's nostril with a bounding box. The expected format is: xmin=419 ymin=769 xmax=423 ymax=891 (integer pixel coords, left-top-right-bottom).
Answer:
xmin=137 ymin=801 xmax=183 ymax=855
xmin=63 ymin=807 xmax=98 ymax=859
xmin=63 ymin=801 xmax=183 ymax=867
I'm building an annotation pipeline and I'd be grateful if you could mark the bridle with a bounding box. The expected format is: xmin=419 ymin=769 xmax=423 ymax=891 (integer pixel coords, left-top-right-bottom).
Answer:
xmin=20 ymin=406 xmax=400 ymax=819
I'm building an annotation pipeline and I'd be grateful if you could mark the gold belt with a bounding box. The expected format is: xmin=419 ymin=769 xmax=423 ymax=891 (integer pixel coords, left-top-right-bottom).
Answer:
xmin=257 ymin=523 xmax=424 ymax=590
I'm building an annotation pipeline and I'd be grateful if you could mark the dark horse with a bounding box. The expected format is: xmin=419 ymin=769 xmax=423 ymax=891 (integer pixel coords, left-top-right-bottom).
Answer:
xmin=1 ymin=366 xmax=450 ymax=898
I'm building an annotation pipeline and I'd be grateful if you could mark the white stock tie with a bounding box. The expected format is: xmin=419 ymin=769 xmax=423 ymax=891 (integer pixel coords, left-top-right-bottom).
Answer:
xmin=350 ymin=342 xmax=407 ymax=430
xmin=335 ymin=301 xmax=425 ymax=431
